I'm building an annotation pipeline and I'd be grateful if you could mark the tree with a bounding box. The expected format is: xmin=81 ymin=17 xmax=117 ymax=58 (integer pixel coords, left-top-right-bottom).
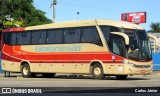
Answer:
xmin=148 ymin=22 xmax=160 ymax=33
xmin=0 ymin=0 xmax=52 ymax=30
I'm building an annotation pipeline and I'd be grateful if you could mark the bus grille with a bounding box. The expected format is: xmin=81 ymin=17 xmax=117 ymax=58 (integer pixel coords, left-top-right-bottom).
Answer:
xmin=134 ymin=65 xmax=151 ymax=68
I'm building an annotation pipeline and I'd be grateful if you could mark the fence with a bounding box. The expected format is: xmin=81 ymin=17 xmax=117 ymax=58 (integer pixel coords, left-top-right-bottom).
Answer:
xmin=152 ymin=53 xmax=160 ymax=70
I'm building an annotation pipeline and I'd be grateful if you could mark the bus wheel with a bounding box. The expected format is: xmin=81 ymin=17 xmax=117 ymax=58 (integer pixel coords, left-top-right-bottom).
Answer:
xmin=42 ymin=73 xmax=56 ymax=78
xmin=4 ymin=71 xmax=11 ymax=77
xmin=21 ymin=64 xmax=32 ymax=78
xmin=91 ymin=64 xmax=105 ymax=80
xmin=116 ymin=75 xmax=128 ymax=80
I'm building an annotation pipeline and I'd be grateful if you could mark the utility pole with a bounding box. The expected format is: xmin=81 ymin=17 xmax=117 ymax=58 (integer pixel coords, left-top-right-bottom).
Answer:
xmin=50 ymin=0 xmax=57 ymax=23
xmin=77 ymin=12 xmax=80 ymax=21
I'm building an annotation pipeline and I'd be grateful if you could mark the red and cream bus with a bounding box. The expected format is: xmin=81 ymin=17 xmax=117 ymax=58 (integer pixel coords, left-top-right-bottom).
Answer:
xmin=1 ymin=20 xmax=157 ymax=79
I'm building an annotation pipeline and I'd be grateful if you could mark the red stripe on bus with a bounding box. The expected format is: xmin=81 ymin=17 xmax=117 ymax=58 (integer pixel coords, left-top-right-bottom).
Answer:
xmin=29 ymin=60 xmax=123 ymax=63
xmin=2 ymin=28 xmax=12 ymax=32
xmin=2 ymin=53 xmax=22 ymax=62
xmin=2 ymin=27 xmax=25 ymax=32
xmin=2 ymin=44 xmax=124 ymax=63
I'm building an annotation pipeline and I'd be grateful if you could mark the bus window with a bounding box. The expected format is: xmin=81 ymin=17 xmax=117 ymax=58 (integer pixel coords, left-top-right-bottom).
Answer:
xmin=100 ymin=26 xmax=110 ymax=42
xmin=47 ymin=30 xmax=63 ymax=44
xmin=17 ymin=32 xmax=31 ymax=45
xmin=31 ymin=31 xmax=41 ymax=44
xmin=126 ymin=32 xmax=138 ymax=50
xmin=3 ymin=33 xmax=12 ymax=45
xmin=64 ymin=28 xmax=81 ymax=43
xmin=39 ymin=31 xmax=46 ymax=44
xmin=11 ymin=33 xmax=17 ymax=45
xmin=111 ymin=35 xmax=125 ymax=56
xmin=82 ymin=27 xmax=101 ymax=45
xmin=100 ymin=26 xmax=119 ymax=46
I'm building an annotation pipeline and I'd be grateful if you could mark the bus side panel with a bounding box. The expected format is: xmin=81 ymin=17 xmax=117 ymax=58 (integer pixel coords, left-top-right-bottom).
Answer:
xmin=30 ymin=63 xmax=88 ymax=74
xmin=48 ymin=63 xmax=83 ymax=73
xmin=2 ymin=59 xmax=21 ymax=72
xmin=2 ymin=45 xmax=21 ymax=72
xmin=20 ymin=44 xmax=110 ymax=74
xmin=29 ymin=63 xmax=49 ymax=73
xmin=104 ymin=63 xmax=124 ymax=75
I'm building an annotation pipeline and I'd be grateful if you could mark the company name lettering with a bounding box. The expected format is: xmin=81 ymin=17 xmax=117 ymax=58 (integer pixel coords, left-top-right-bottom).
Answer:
xmin=35 ymin=45 xmax=81 ymax=52
xmin=129 ymin=13 xmax=145 ymax=16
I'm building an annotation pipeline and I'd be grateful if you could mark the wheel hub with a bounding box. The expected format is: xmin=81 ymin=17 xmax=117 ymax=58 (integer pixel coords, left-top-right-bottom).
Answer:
xmin=23 ymin=67 xmax=29 ymax=75
xmin=94 ymin=67 xmax=101 ymax=76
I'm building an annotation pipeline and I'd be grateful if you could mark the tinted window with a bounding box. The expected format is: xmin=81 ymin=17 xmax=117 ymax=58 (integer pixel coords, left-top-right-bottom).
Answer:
xmin=31 ymin=31 xmax=48 ymax=44
xmin=11 ymin=33 xmax=17 ymax=45
xmin=82 ymin=27 xmax=101 ymax=45
xmin=3 ymin=27 xmax=102 ymax=46
xmin=47 ymin=29 xmax=63 ymax=44
xmin=31 ymin=31 xmax=41 ymax=44
xmin=3 ymin=33 xmax=11 ymax=45
xmin=17 ymin=32 xmax=31 ymax=45
xmin=126 ymin=32 xmax=138 ymax=49
xmin=110 ymin=35 xmax=124 ymax=56
xmin=40 ymin=31 xmax=47 ymax=44
xmin=110 ymin=26 xmax=119 ymax=32
xmin=137 ymin=30 xmax=147 ymax=40
xmin=3 ymin=32 xmax=17 ymax=45
xmin=64 ymin=28 xmax=81 ymax=43
xmin=101 ymin=26 xmax=110 ymax=42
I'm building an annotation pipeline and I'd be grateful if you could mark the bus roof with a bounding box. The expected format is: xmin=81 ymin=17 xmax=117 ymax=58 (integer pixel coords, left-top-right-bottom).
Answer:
xmin=3 ymin=19 xmax=144 ymax=32
xmin=26 ymin=19 xmax=144 ymax=30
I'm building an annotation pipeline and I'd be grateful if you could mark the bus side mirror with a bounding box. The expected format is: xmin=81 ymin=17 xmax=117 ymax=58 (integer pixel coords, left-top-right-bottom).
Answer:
xmin=111 ymin=32 xmax=129 ymax=45
xmin=148 ymin=34 xmax=159 ymax=47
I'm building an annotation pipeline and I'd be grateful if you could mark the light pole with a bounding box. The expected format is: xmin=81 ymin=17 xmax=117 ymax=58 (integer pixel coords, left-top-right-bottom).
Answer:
xmin=77 ymin=12 xmax=80 ymax=21
xmin=51 ymin=0 xmax=57 ymax=23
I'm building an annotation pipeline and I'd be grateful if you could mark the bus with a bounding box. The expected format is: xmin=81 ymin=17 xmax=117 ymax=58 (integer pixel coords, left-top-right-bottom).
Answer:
xmin=1 ymin=20 xmax=158 ymax=80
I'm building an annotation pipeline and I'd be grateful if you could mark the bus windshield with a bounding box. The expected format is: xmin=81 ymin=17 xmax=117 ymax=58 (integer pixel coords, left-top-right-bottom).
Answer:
xmin=124 ymin=29 xmax=152 ymax=61
xmin=100 ymin=26 xmax=152 ymax=61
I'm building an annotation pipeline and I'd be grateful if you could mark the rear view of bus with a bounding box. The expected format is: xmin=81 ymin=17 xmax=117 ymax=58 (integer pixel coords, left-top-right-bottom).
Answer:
xmin=1 ymin=20 xmax=154 ymax=80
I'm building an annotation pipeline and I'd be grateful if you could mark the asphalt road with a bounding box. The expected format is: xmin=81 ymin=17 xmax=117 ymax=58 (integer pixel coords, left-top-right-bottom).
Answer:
xmin=0 ymin=71 xmax=160 ymax=94
xmin=0 ymin=71 xmax=160 ymax=87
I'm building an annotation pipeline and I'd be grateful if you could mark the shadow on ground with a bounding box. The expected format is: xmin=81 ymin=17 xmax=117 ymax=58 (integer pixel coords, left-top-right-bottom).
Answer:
xmin=0 ymin=73 xmax=150 ymax=81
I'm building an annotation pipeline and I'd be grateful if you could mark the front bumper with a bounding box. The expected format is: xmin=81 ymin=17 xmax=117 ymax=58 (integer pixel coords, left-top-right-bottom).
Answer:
xmin=123 ymin=61 xmax=153 ymax=75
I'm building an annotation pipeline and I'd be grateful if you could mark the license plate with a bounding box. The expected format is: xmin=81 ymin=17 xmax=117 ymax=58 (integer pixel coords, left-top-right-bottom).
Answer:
xmin=140 ymin=70 xmax=146 ymax=73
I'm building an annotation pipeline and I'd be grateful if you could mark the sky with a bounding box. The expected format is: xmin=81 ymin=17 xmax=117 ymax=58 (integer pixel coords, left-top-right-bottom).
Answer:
xmin=33 ymin=0 xmax=160 ymax=31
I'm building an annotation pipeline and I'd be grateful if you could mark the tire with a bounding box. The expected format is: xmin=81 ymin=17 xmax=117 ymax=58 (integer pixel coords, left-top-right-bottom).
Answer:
xmin=91 ymin=63 xmax=105 ymax=80
xmin=42 ymin=73 xmax=56 ymax=78
xmin=4 ymin=71 xmax=10 ymax=77
xmin=116 ymin=75 xmax=128 ymax=80
xmin=21 ymin=64 xmax=33 ymax=78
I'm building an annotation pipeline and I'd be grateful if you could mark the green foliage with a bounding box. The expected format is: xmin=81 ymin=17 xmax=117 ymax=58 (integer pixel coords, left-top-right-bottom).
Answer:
xmin=0 ymin=0 xmax=52 ymax=30
xmin=148 ymin=22 xmax=160 ymax=33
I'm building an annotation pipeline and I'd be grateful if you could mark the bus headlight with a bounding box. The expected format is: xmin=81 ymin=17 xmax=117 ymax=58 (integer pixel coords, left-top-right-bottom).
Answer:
xmin=123 ymin=60 xmax=135 ymax=67
xmin=128 ymin=63 xmax=135 ymax=67
xmin=124 ymin=62 xmax=135 ymax=67
xmin=123 ymin=60 xmax=129 ymax=64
